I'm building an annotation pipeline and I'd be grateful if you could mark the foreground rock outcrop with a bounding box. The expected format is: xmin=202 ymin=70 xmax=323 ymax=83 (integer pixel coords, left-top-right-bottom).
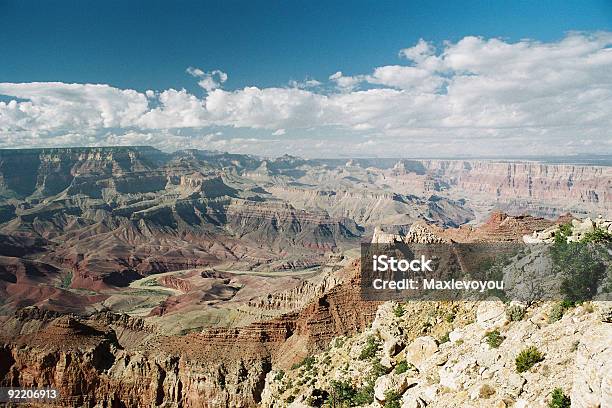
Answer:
xmin=261 ymin=299 xmax=611 ymax=408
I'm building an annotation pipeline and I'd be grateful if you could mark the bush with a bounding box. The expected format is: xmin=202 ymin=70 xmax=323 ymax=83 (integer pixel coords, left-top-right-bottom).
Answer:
xmin=371 ymin=358 xmax=389 ymax=378
xmin=506 ymin=305 xmax=526 ymax=321
xmin=548 ymin=303 xmax=565 ymax=323
xmin=292 ymin=356 xmax=316 ymax=371
xmin=549 ymin=300 xmax=575 ymax=323
xmin=438 ymin=332 xmax=450 ymax=344
xmin=551 ymin=230 xmax=607 ymax=303
xmin=393 ymin=303 xmax=405 ymax=318
xmin=353 ymin=384 xmax=374 ymax=405
xmin=485 ymin=329 xmax=504 ymax=348
xmin=326 ymin=379 xmax=376 ymax=406
xmin=581 ymin=228 xmax=612 ymax=243
xmin=359 ymin=335 xmax=380 ymax=360
xmin=328 ymin=380 xmax=357 ymax=405
xmin=557 ymin=223 xmax=573 ymax=241
xmin=394 ymin=360 xmax=411 ymax=374
xmin=515 ymin=346 xmax=544 ymax=373
xmin=444 ymin=310 xmax=456 ymax=323
xmin=274 ymin=370 xmax=285 ymax=381
xmin=383 ymin=390 xmax=402 ymax=408
xmin=548 ymin=388 xmax=571 ymax=408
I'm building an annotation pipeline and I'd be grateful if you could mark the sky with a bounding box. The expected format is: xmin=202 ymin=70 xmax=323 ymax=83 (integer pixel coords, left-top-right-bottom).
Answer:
xmin=1 ymin=0 xmax=612 ymax=158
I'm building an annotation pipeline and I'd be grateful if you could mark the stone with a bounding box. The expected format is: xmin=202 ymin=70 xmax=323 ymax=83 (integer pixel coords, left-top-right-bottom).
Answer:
xmin=571 ymin=324 xmax=612 ymax=408
xmin=469 ymin=383 xmax=496 ymax=400
xmin=374 ymin=372 xmax=419 ymax=402
xmin=514 ymin=399 xmax=529 ymax=408
xmin=404 ymin=336 xmax=439 ymax=371
xmin=594 ymin=301 xmax=612 ymax=323
xmin=449 ymin=328 xmax=464 ymax=343
xmin=476 ymin=298 xmax=506 ymax=329
xmin=401 ymin=389 xmax=428 ymax=408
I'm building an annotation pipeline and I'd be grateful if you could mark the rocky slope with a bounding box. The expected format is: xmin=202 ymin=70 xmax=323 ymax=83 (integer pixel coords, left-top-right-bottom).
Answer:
xmin=260 ymin=219 xmax=612 ymax=408
xmin=261 ymin=300 xmax=611 ymax=408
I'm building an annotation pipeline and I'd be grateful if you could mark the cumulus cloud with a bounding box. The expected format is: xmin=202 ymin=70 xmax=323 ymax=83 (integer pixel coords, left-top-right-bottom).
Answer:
xmin=186 ymin=67 xmax=228 ymax=91
xmin=289 ymin=79 xmax=322 ymax=89
xmin=1 ymin=32 xmax=612 ymax=156
xmin=328 ymin=71 xmax=364 ymax=91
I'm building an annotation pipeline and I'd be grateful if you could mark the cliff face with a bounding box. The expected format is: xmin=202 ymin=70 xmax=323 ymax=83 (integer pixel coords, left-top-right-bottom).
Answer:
xmin=0 ymin=260 xmax=380 ymax=407
xmin=419 ymin=160 xmax=611 ymax=216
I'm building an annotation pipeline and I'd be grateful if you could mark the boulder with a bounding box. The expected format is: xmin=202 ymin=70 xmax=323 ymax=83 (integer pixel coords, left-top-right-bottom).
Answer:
xmin=476 ymin=298 xmax=506 ymax=329
xmin=374 ymin=372 xmax=418 ymax=402
xmin=404 ymin=336 xmax=438 ymax=371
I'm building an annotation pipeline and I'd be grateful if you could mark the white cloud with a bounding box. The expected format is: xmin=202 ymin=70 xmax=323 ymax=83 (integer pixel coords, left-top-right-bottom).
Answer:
xmin=186 ymin=67 xmax=228 ymax=92
xmin=329 ymin=71 xmax=363 ymax=91
xmin=289 ymin=79 xmax=322 ymax=89
xmin=1 ymin=32 xmax=612 ymax=157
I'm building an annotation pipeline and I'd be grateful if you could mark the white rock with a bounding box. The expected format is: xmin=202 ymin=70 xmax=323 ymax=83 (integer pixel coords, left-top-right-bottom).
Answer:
xmin=476 ymin=298 xmax=506 ymax=329
xmin=404 ymin=336 xmax=438 ymax=371
xmin=514 ymin=399 xmax=529 ymax=408
xmin=449 ymin=328 xmax=464 ymax=343
xmin=401 ymin=389 xmax=427 ymax=408
xmin=571 ymin=324 xmax=612 ymax=408
xmin=374 ymin=372 xmax=418 ymax=402
xmin=372 ymin=302 xmax=405 ymax=358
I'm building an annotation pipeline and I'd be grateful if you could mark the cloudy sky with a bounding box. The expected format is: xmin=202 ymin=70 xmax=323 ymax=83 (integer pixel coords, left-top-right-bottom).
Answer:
xmin=1 ymin=1 xmax=612 ymax=157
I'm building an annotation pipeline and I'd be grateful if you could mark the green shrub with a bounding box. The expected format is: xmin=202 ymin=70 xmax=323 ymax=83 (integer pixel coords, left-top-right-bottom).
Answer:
xmin=438 ymin=332 xmax=450 ymax=344
xmin=353 ymin=383 xmax=374 ymax=405
xmin=548 ymin=387 xmax=571 ymax=408
xmin=506 ymin=305 xmax=526 ymax=321
xmin=359 ymin=335 xmax=380 ymax=360
xmin=292 ymin=356 xmax=316 ymax=370
xmin=548 ymin=303 xmax=565 ymax=323
xmin=485 ymin=329 xmax=504 ymax=348
xmin=515 ymin=346 xmax=544 ymax=373
xmin=383 ymin=390 xmax=402 ymax=408
xmin=274 ymin=370 xmax=285 ymax=381
xmin=333 ymin=337 xmax=345 ymax=348
xmin=581 ymin=228 xmax=612 ymax=243
xmin=61 ymin=271 xmax=73 ymax=288
xmin=328 ymin=380 xmax=357 ymax=405
xmin=393 ymin=303 xmax=405 ymax=318
xmin=326 ymin=379 xmax=377 ymax=406
xmin=394 ymin=360 xmax=411 ymax=374
xmin=551 ymin=230 xmax=607 ymax=303
xmin=549 ymin=300 xmax=576 ymax=323
xmin=444 ymin=310 xmax=456 ymax=323
xmin=557 ymin=223 xmax=573 ymax=241
xmin=371 ymin=358 xmax=389 ymax=378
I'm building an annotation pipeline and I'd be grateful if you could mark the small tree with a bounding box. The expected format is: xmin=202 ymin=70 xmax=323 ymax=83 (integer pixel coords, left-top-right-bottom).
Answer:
xmin=515 ymin=346 xmax=544 ymax=373
xmin=548 ymin=388 xmax=571 ymax=408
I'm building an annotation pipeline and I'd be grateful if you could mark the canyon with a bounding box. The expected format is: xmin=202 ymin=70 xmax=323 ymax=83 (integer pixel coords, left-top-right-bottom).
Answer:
xmin=0 ymin=146 xmax=610 ymax=407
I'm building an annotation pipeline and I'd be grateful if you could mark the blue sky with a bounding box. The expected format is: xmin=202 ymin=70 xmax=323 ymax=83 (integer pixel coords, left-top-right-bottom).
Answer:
xmin=2 ymin=0 xmax=610 ymax=92
xmin=1 ymin=1 xmax=612 ymax=157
